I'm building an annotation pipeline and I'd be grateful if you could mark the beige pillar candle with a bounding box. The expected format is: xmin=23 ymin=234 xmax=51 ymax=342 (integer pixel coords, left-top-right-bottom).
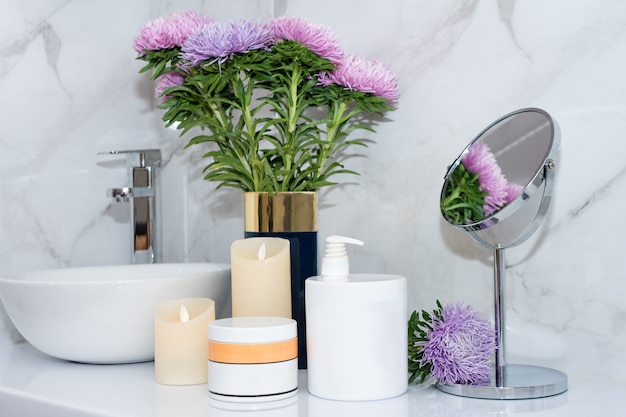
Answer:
xmin=231 ymin=237 xmax=291 ymax=318
xmin=154 ymin=298 xmax=215 ymax=385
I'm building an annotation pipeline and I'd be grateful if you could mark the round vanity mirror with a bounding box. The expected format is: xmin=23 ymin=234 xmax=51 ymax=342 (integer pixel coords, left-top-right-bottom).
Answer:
xmin=440 ymin=108 xmax=559 ymax=248
xmin=437 ymin=108 xmax=567 ymax=400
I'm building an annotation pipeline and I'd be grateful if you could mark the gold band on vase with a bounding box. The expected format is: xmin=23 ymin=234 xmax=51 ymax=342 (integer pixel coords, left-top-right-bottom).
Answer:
xmin=244 ymin=192 xmax=317 ymax=233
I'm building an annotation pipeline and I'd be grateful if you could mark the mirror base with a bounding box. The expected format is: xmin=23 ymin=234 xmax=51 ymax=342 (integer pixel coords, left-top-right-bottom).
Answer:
xmin=435 ymin=364 xmax=568 ymax=400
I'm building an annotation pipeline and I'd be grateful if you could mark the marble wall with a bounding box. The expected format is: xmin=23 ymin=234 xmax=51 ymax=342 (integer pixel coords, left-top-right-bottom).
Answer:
xmin=1 ymin=0 xmax=625 ymax=382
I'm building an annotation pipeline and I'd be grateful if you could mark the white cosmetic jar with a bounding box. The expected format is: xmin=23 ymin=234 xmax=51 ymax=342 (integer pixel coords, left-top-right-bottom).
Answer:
xmin=208 ymin=316 xmax=298 ymax=402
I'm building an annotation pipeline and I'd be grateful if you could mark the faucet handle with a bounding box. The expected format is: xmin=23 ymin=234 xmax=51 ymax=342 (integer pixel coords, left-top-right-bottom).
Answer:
xmin=97 ymin=149 xmax=161 ymax=167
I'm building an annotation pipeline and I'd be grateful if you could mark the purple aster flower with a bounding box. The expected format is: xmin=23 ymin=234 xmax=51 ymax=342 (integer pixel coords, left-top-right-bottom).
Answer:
xmin=462 ymin=142 xmax=521 ymax=216
xmin=181 ymin=22 xmax=230 ymax=65
xmin=154 ymin=71 xmax=185 ymax=102
xmin=318 ymin=55 xmax=399 ymax=102
xmin=228 ymin=20 xmax=272 ymax=54
xmin=133 ymin=18 xmax=172 ymax=53
xmin=133 ymin=10 xmax=213 ymax=55
xmin=167 ymin=11 xmax=214 ymax=46
xmin=418 ymin=303 xmax=495 ymax=385
xmin=505 ymin=181 xmax=523 ymax=204
xmin=181 ymin=20 xmax=270 ymax=65
xmin=268 ymin=16 xmax=344 ymax=64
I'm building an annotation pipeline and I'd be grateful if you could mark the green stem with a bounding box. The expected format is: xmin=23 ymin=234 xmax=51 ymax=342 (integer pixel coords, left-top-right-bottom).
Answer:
xmin=443 ymin=187 xmax=461 ymax=208
xmin=281 ymin=65 xmax=304 ymax=191
xmin=240 ymin=74 xmax=261 ymax=190
xmin=206 ymin=101 xmax=227 ymax=130
xmin=317 ymin=100 xmax=349 ymax=178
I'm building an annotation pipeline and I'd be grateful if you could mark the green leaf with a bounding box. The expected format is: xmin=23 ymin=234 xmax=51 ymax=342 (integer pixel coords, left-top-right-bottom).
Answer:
xmin=407 ymin=300 xmax=444 ymax=385
xmin=442 ymin=164 xmax=489 ymax=224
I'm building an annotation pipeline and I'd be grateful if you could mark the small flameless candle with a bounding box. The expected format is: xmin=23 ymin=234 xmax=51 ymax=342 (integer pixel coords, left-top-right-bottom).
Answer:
xmin=154 ymin=298 xmax=215 ymax=385
xmin=231 ymin=237 xmax=291 ymax=318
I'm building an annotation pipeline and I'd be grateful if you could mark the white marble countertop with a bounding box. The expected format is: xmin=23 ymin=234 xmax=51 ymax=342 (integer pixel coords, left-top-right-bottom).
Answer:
xmin=0 ymin=343 xmax=623 ymax=417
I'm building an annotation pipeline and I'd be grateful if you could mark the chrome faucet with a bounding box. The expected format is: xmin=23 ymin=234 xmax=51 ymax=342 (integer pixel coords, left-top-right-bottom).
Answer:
xmin=99 ymin=149 xmax=161 ymax=264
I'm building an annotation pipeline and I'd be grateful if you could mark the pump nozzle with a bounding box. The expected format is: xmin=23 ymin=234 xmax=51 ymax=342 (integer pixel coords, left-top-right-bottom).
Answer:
xmin=321 ymin=235 xmax=364 ymax=280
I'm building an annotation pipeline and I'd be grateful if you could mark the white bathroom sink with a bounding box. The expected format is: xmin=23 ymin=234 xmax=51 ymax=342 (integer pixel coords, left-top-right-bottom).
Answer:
xmin=0 ymin=263 xmax=230 ymax=364
xmin=0 ymin=389 xmax=104 ymax=417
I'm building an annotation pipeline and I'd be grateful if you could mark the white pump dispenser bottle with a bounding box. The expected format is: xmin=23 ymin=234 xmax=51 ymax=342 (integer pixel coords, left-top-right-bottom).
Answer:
xmin=305 ymin=236 xmax=408 ymax=401
xmin=320 ymin=235 xmax=364 ymax=280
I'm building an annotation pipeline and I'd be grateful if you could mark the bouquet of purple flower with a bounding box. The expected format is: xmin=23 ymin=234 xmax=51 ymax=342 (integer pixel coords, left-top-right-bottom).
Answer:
xmin=133 ymin=11 xmax=398 ymax=192
xmin=442 ymin=142 xmax=523 ymax=225
xmin=408 ymin=300 xmax=496 ymax=385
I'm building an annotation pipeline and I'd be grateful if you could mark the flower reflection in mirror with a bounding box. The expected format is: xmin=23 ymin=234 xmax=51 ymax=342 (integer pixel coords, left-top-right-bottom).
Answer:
xmin=442 ymin=142 xmax=522 ymax=225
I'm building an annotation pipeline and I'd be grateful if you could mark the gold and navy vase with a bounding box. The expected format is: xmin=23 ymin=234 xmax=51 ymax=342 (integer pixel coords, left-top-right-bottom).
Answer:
xmin=244 ymin=191 xmax=317 ymax=369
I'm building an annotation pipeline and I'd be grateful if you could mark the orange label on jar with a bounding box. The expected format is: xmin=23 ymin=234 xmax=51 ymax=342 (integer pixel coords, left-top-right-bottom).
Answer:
xmin=208 ymin=338 xmax=298 ymax=364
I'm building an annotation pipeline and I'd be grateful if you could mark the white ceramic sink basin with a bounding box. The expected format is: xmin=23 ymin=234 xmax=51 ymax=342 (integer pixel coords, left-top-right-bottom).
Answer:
xmin=0 ymin=263 xmax=230 ymax=364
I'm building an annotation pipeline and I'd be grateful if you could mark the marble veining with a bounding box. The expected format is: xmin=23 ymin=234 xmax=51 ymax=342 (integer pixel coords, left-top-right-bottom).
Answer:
xmin=1 ymin=0 xmax=625 ymax=383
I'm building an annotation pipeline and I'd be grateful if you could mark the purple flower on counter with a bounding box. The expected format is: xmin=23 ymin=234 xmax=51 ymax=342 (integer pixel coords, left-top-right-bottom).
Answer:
xmin=462 ymin=142 xmax=521 ymax=216
xmin=133 ymin=10 xmax=213 ymax=55
xmin=318 ymin=54 xmax=399 ymax=102
xmin=268 ymin=16 xmax=344 ymax=64
xmin=418 ymin=303 xmax=495 ymax=385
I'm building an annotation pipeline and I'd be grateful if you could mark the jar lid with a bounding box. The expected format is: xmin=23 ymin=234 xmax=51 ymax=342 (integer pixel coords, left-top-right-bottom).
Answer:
xmin=209 ymin=317 xmax=296 ymax=343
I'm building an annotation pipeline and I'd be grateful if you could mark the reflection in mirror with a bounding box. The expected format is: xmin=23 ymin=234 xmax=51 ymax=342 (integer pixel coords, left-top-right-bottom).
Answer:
xmin=442 ymin=141 xmax=522 ymax=225
xmin=440 ymin=109 xmax=555 ymax=232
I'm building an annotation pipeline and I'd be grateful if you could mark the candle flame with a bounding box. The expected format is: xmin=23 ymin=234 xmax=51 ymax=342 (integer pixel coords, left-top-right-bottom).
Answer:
xmin=179 ymin=304 xmax=189 ymax=323
xmin=258 ymin=242 xmax=267 ymax=260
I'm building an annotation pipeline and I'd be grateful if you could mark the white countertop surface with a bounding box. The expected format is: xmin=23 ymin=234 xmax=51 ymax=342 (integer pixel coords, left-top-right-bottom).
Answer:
xmin=0 ymin=343 xmax=623 ymax=417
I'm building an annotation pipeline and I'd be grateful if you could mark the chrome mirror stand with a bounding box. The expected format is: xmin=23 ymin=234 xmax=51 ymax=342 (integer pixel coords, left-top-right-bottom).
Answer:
xmin=439 ymin=109 xmax=567 ymax=400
